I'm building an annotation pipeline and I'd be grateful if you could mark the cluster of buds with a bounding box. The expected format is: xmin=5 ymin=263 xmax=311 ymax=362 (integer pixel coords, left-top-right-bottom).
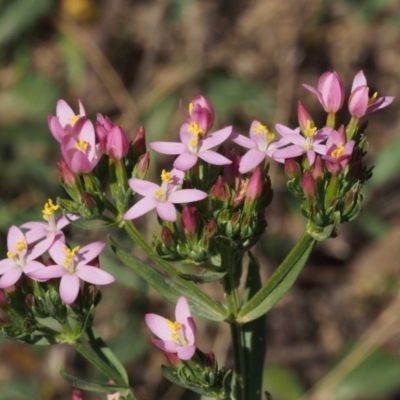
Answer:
xmin=272 ymin=71 xmax=394 ymax=239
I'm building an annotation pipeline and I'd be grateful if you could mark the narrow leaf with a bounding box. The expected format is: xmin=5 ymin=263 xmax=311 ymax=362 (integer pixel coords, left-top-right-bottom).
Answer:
xmin=109 ymin=236 xmax=226 ymax=321
xmin=238 ymin=231 xmax=315 ymax=322
xmin=179 ymin=269 xmax=226 ymax=283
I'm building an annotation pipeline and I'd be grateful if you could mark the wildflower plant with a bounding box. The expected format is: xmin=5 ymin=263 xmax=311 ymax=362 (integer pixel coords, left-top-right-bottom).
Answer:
xmin=0 ymin=72 xmax=394 ymax=399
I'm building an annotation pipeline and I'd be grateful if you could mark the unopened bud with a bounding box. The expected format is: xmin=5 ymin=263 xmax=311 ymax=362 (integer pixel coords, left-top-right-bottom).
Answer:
xmin=131 ymin=124 xmax=147 ymax=162
xmin=57 ymin=159 xmax=77 ymax=187
xmin=182 ymin=206 xmax=198 ymax=238
xmin=312 ymin=156 xmax=324 ymax=181
xmin=132 ymin=152 xmax=150 ymax=179
xmin=164 ymin=351 xmax=183 ymax=367
xmin=106 ymin=126 xmax=129 ymax=160
xmin=284 ymin=158 xmax=300 ymax=179
xmin=161 ymin=226 xmax=174 ymax=246
xmin=302 ymin=169 xmax=316 ymax=200
xmin=297 ymin=101 xmax=314 ymax=133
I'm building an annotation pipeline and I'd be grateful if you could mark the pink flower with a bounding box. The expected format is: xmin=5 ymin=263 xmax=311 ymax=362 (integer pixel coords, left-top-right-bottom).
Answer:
xmin=105 ymin=126 xmax=129 ymax=160
xmin=28 ymin=240 xmax=114 ymax=304
xmin=272 ymin=123 xmax=332 ymax=165
xmin=0 ymin=226 xmax=46 ymax=288
xmin=231 ymin=120 xmax=289 ymax=173
xmin=21 ymin=199 xmax=78 ymax=252
xmin=145 ymin=296 xmax=196 ymax=360
xmin=303 ymin=71 xmax=345 ymax=113
xmin=96 ymin=113 xmax=115 ymax=145
xmin=149 ymin=125 xmax=232 ymax=171
xmin=61 ymin=119 xmax=103 ymax=174
xmin=123 ymin=169 xmax=207 ymax=222
xmin=180 ymin=95 xmax=215 ymax=134
xmin=48 ymin=99 xmax=86 ymax=143
xmin=348 ymin=70 xmax=394 ymax=117
xmin=322 ymin=129 xmax=355 ymax=175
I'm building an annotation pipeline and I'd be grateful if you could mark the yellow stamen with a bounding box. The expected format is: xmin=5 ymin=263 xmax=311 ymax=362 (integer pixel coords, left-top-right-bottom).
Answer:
xmin=189 ymin=137 xmax=198 ymax=148
xmin=161 ymin=169 xmax=173 ymax=183
xmin=7 ymin=251 xmax=17 ymax=260
xmin=187 ymin=121 xmax=204 ymax=137
xmin=304 ymin=120 xmax=317 ymax=138
xmin=188 ymin=102 xmax=194 ymax=115
xmin=16 ymin=239 xmax=27 ymax=253
xmin=154 ymin=188 xmax=164 ymax=199
xmin=369 ymin=91 xmax=378 ymax=105
xmin=68 ymin=115 xmax=80 ymax=126
xmin=166 ymin=319 xmax=181 ymax=342
xmin=42 ymin=199 xmax=59 ymax=221
xmin=76 ymin=139 xmax=88 ymax=152
xmin=331 ymin=143 xmax=345 ymax=159
xmin=63 ymin=245 xmax=80 ymax=268
xmin=254 ymin=122 xmax=268 ymax=134
xmin=239 ymin=182 xmax=248 ymax=197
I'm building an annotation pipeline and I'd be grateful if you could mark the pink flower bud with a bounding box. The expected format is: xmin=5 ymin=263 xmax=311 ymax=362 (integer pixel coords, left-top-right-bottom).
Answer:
xmin=246 ymin=166 xmax=263 ymax=202
xmin=312 ymin=155 xmax=324 ymax=181
xmin=132 ymin=152 xmax=150 ymax=179
xmin=57 ymin=159 xmax=77 ymax=187
xmin=161 ymin=226 xmax=174 ymax=246
xmin=96 ymin=113 xmax=115 ymax=144
xmin=348 ymin=85 xmax=369 ymax=118
xmin=164 ymin=351 xmax=183 ymax=366
xmin=302 ymin=169 xmax=316 ymax=200
xmin=71 ymin=389 xmax=84 ymax=400
xmin=106 ymin=126 xmax=129 ymax=160
xmin=297 ymin=101 xmax=314 ymax=132
xmin=284 ymin=158 xmax=300 ymax=179
xmin=131 ymin=124 xmax=147 ymax=160
xmin=188 ymin=95 xmax=215 ymax=133
xmin=182 ymin=205 xmax=198 ymax=238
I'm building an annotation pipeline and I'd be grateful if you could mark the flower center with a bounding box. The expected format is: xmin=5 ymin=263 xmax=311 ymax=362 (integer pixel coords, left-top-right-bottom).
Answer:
xmin=161 ymin=169 xmax=173 ymax=183
xmin=304 ymin=120 xmax=317 ymax=138
xmin=331 ymin=143 xmax=345 ymax=159
xmin=68 ymin=115 xmax=80 ymax=126
xmin=63 ymin=245 xmax=80 ymax=272
xmin=16 ymin=239 xmax=27 ymax=253
xmin=304 ymin=137 xmax=313 ymax=151
xmin=42 ymin=199 xmax=59 ymax=221
xmin=166 ymin=319 xmax=182 ymax=343
xmin=187 ymin=121 xmax=204 ymax=137
xmin=154 ymin=188 xmax=165 ymax=200
xmin=254 ymin=122 xmax=275 ymax=143
xmin=76 ymin=139 xmax=89 ymax=152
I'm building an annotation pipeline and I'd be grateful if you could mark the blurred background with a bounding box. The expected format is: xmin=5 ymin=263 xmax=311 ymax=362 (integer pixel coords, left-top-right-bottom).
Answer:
xmin=1 ymin=0 xmax=400 ymax=399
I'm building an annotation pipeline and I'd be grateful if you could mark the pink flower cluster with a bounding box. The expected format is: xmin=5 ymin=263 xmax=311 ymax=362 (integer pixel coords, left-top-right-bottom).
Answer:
xmin=0 ymin=200 xmax=114 ymax=304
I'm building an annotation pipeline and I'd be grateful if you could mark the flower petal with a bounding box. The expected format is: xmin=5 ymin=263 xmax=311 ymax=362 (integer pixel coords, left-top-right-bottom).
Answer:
xmin=198 ymin=150 xmax=232 ymax=166
xmin=238 ymin=149 xmax=266 ymax=174
xmin=0 ymin=268 xmax=22 ymax=288
xmin=151 ymin=338 xmax=180 ymax=353
xmin=177 ymin=345 xmax=196 ymax=360
xmin=128 ymin=179 xmax=160 ymax=197
xmin=173 ymin=153 xmax=198 ymax=171
xmin=60 ymin=274 xmax=80 ymax=304
xmin=175 ymin=296 xmax=192 ymax=324
xmin=123 ymin=197 xmax=157 ymax=220
xmin=0 ymin=259 xmax=15 ymax=274
xmin=149 ymin=141 xmax=186 ymax=155
xmin=76 ymin=265 xmax=115 ymax=285
xmin=168 ymin=189 xmax=208 ymax=204
xmin=230 ymin=132 xmax=257 ymax=149
xmin=28 ymin=265 xmax=66 ymax=281
xmin=75 ymin=242 xmax=106 ymax=267
xmin=199 ymin=126 xmax=232 ymax=151
xmin=156 ymin=202 xmax=177 ymax=222
xmin=272 ymin=145 xmax=305 ymax=160
xmin=145 ymin=313 xmax=174 ymax=341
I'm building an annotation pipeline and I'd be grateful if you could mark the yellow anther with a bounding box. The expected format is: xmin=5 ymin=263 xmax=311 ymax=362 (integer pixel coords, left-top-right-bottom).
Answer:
xmin=369 ymin=91 xmax=378 ymax=104
xmin=187 ymin=121 xmax=204 ymax=137
xmin=16 ymin=239 xmax=27 ymax=253
xmin=7 ymin=251 xmax=17 ymax=260
xmin=68 ymin=115 xmax=80 ymax=126
xmin=76 ymin=139 xmax=88 ymax=152
xmin=331 ymin=143 xmax=345 ymax=159
xmin=188 ymin=102 xmax=194 ymax=115
xmin=166 ymin=319 xmax=181 ymax=342
xmin=254 ymin=122 xmax=268 ymax=135
xmin=304 ymin=120 xmax=317 ymax=138
xmin=240 ymin=183 xmax=248 ymax=197
xmin=154 ymin=188 xmax=164 ymax=200
xmin=189 ymin=137 xmax=198 ymax=148
xmin=63 ymin=245 xmax=80 ymax=268
xmin=161 ymin=169 xmax=174 ymax=183
xmin=266 ymin=131 xmax=275 ymax=142
xmin=42 ymin=199 xmax=59 ymax=221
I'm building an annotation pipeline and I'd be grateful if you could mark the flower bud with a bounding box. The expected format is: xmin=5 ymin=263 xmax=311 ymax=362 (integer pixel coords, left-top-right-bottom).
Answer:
xmin=131 ymin=124 xmax=147 ymax=161
xmin=297 ymin=101 xmax=314 ymax=133
xmin=243 ymin=166 xmax=262 ymax=214
xmin=132 ymin=152 xmax=150 ymax=179
xmin=106 ymin=126 xmax=129 ymax=160
xmin=96 ymin=113 xmax=115 ymax=145
xmin=161 ymin=226 xmax=174 ymax=246
xmin=188 ymin=95 xmax=215 ymax=134
xmin=57 ymin=159 xmax=77 ymax=187
xmin=302 ymin=169 xmax=316 ymax=200
xmin=284 ymin=158 xmax=300 ymax=180
xmin=182 ymin=206 xmax=198 ymax=239
xmin=165 ymin=351 xmax=183 ymax=367
xmin=312 ymin=155 xmax=324 ymax=181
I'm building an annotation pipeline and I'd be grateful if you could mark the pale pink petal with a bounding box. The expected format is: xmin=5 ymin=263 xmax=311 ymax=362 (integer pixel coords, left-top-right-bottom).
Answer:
xmin=78 ymin=100 xmax=86 ymax=116
xmin=173 ymin=153 xmax=198 ymax=170
xmin=151 ymin=338 xmax=180 ymax=353
xmin=123 ymin=197 xmax=157 ymax=220
xmin=367 ymin=96 xmax=395 ymax=114
xmin=199 ymin=126 xmax=232 ymax=151
xmin=145 ymin=314 xmax=174 ymax=341
xmin=49 ymin=240 xmax=69 ymax=266
xmin=24 ymin=229 xmax=48 ymax=244
xmin=168 ymin=189 xmax=208 ymax=203
xmin=306 ymin=150 xmax=316 ymax=165
xmin=175 ymin=296 xmax=192 ymax=324
xmin=76 ymin=265 xmax=114 ymax=285
xmin=23 ymin=260 xmax=46 ymax=275
xmin=351 ymin=70 xmax=367 ymax=91
xmin=21 ymin=221 xmax=47 ymax=230
xmin=177 ymin=345 xmax=196 ymax=360
xmin=230 ymin=132 xmax=257 ymax=149
xmin=198 ymin=150 xmax=232 ymax=165
xmin=149 ymin=141 xmax=186 ymax=155
xmin=56 ymin=214 xmax=79 ymax=230
xmin=48 ymin=114 xmax=66 ymax=143
xmin=128 ymin=179 xmax=160 ymax=197
xmin=60 ymin=274 xmax=80 ymax=304
xmin=57 ymin=99 xmax=75 ymax=126
xmin=7 ymin=226 xmax=25 ymax=255
xmin=313 ymin=143 xmax=327 ymax=155
xmin=75 ymin=242 xmax=105 ymax=267
xmin=272 ymin=145 xmax=305 ymax=160
xmin=156 ymin=202 xmax=177 ymax=222
xmin=28 ymin=265 xmax=66 ymax=281
xmin=27 ymin=237 xmax=53 ymax=261
xmin=0 ymin=268 xmax=22 ymax=288
xmin=302 ymin=84 xmax=323 ymax=104
xmin=238 ymin=149 xmax=266 ymax=174
xmin=179 ymin=123 xmax=193 ymax=145
xmin=0 ymin=259 xmax=15 ymax=274
xmin=348 ymin=86 xmax=368 ymax=117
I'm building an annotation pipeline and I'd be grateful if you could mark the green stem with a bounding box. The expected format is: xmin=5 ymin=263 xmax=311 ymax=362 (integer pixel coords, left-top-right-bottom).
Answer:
xmin=123 ymin=221 xmax=226 ymax=317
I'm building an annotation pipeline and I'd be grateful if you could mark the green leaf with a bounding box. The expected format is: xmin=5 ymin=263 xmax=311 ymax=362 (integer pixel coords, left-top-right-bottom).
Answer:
xmin=237 ymin=231 xmax=315 ymax=323
xmin=59 ymin=369 xmax=130 ymax=395
xmin=109 ymin=236 xmax=227 ymax=321
xmin=179 ymin=269 xmax=226 ymax=283
xmin=66 ymin=217 xmax=117 ymax=230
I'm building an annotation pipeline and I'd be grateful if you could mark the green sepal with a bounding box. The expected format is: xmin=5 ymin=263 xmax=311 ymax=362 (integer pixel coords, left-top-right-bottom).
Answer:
xmin=237 ymin=231 xmax=315 ymax=323
xmin=109 ymin=236 xmax=226 ymax=321
xmin=59 ymin=368 xmax=130 ymax=395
